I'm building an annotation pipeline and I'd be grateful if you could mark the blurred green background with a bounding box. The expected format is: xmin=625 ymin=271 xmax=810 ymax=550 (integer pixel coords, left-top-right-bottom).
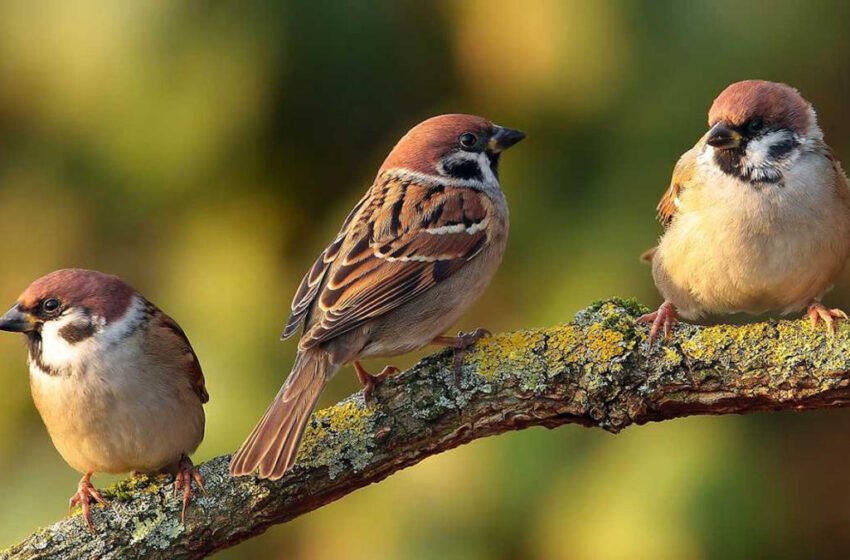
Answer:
xmin=2 ymin=0 xmax=850 ymax=558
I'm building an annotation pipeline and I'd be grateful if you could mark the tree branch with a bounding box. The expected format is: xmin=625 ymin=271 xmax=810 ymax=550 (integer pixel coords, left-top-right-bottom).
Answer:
xmin=5 ymin=298 xmax=850 ymax=559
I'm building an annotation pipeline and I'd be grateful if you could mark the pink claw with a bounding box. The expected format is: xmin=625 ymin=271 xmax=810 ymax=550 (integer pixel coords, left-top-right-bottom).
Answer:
xmin=637 ymin=301 xmax=679 ymax=348
xmin=807 ymin=302 xmax=848 ymax=336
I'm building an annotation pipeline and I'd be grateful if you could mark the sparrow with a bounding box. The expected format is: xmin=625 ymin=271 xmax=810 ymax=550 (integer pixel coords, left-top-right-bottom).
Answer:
xmin=640 ymin=80 xmax=850 ymax=345
xmin=230 ymin=114 xmax=525 ymax=480
xmin=0 ymin=269 xmax=208 ymax=530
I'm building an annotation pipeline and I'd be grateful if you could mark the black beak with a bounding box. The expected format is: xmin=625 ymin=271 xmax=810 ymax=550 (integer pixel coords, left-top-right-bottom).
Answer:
xmin=0 ymin=306 xmax=36 ymax=333
xmin=489 ymin=126 xmax=526 ymax=152
xmin=706 ymin=122 xmax=743 ymax=150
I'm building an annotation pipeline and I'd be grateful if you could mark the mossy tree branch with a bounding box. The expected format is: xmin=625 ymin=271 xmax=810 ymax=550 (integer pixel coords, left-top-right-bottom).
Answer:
xmin=5 ymin=299 xmax=850 ymax=559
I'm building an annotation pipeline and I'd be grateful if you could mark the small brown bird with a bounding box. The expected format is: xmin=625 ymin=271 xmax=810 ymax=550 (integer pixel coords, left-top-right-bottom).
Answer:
xmin=0 ymin=269 xmax=208 ymax=530
xmin=641 ymin=80 xmax=850 ymax=344
xmin=230 ymin=114 xmax=525 ymax=480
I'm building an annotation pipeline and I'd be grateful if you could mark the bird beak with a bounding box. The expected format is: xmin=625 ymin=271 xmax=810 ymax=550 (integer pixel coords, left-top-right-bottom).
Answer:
xmin=706 ymin=122 xmax=743 ymax=150
xmin=0 ymin=306 xmax=37 ymax=333
xmin=489 ymin=126 xmax=526 ymax=152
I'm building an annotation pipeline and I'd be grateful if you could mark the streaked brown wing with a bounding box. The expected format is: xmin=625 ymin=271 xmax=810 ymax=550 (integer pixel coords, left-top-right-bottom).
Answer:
xmin=658 ymin=144 xmax=699 ymax=228
xmin=298 ymin=175 xmax=491 ymax=348
xmin=657 ymin=181 xmax=681 ymax=227
xmin=282 ymin=191 xmax=371 ymax=339
xmin=157 ymin=312 xmax=209 ymax=404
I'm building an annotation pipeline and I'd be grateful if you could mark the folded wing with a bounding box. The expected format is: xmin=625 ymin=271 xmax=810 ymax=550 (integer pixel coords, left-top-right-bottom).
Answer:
xmin=283 ymin=174 xmax=492 ymax=348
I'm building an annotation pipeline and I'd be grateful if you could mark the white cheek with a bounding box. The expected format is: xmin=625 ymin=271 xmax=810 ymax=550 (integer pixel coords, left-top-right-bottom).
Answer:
xmin=38 ymin=311 xmax=103 ymax=371
xmin=476 ymin=151 xmax=498 ymax=185
xmin=745 ymin=130 xmax=793 ymax=166
xmin=37 ymin=296 xmax=147 ymax=372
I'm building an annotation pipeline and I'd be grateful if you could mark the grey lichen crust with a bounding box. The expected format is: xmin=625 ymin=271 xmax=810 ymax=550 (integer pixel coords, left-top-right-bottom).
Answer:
xmin=5 ymin=299 xmax=850 ymax=559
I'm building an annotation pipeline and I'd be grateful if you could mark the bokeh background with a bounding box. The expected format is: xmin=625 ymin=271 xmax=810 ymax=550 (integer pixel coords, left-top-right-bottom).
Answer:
xmin=2 ymin=1 xmax=850 ymax=558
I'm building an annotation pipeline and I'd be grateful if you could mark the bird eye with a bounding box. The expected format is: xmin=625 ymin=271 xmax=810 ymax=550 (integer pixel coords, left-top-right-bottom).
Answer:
xmin=459 ymin=132 xmax=478 ymax=149
xmin=747 ymin=119 xmax=764 ymax=134
xmin=42 ymin=298 xmax=61 ymax=315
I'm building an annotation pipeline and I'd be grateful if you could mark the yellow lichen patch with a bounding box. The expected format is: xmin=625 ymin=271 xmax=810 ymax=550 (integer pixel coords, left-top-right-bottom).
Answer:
xmin=681 ymin=322 xmax=774 ymax=363
xmin=543 ymin=325 xmax=584 ymax=366
xmin=773 ymin=320 xmax=850 ymax=372
xmin=542 ymin=320 xmax=631 ymax=376
xmin=520 ymin=301 xmax=644 ymax=376
xmin=468 ymin=330 xmax=546 ymax=380
xmin=297 ymin=399 xmax=375 ymax=462
xmin=583 ymin=323 xmax=627 ymax=364
xmin=104 ymin=473 xmax=169 ymax=502
xmin=660 ymin=346 xmax=682 ymax=368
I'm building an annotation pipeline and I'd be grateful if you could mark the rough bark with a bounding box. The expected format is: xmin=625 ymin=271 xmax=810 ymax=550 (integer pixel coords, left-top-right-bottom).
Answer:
xmin=4 ymin=298 xmax=850 ymax=559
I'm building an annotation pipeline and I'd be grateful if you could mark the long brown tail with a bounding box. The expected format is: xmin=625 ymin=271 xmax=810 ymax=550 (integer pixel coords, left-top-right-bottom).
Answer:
xmin=230 ymin=347 xmax=336 ymax=480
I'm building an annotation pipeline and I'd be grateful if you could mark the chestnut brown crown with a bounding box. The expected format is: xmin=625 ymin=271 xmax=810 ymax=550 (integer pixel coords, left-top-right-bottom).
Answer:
xmin=378 ymin=114 xmax=524 ymax=176
xmin=17 ymin=268 xmax=136 ymax=324
xmin=708 ymin=80 xmax=813 ymax=136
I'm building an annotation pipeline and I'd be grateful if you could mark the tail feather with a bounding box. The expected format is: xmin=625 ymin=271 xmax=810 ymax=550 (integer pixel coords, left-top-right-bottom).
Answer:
xmin=230 ymin=348 xmax=335 ymax=480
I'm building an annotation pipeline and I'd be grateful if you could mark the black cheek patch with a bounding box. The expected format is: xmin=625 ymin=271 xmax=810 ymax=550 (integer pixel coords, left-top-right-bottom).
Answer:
xmin=713 ymin=148 xmax=746 ymax=179
xmin=443 ymin=159 xmax=483 ymax=182
xmin=58 ymin=321 xmax=96 ymax=344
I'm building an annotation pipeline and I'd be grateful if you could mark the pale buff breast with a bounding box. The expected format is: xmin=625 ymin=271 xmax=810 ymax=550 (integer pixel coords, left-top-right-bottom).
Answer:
xmin=29 ymin=328 xmax=204 ymax=475
xmin=655 ymin=148 xmax=850 ymax=319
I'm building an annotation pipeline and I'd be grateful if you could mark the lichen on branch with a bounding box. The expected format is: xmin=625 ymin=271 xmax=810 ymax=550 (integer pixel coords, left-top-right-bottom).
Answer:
xmin=4 ymin=299 xmax=850 ymax=560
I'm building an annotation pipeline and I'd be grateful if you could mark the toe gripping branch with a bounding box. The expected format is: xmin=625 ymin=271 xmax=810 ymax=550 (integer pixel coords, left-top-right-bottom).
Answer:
xmin=637 ymin=302 xmax=679 ymax=348
xmin=174 ymin=454 xmax=206 ymax=524
xmin=69 ymin=473 xmax=109 ymax=533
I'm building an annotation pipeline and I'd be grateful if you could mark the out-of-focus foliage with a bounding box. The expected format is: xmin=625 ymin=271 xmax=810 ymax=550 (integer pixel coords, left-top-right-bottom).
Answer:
xmin=1 ymin=1 xmax=850 ymax=558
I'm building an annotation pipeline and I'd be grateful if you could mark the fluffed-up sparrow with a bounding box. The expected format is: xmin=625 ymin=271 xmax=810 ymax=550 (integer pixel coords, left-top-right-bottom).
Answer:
xmin=0 ymin=269 xmax=208 ymax=530
xmin=230 ymin=114 xmax=525 ymax=480
xmin=641 ymin=80 xmax=850 ymax=344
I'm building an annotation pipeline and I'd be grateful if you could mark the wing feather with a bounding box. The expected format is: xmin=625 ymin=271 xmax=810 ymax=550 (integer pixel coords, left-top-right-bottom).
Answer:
xmin=282 ymin=191 xmax=371 ymax=339
xmin=286 ymin=174 xmax=492 ymax=349
xmin=156 ymin=312 xmax=209 ymax=404
xmin=658 ymin=145 xmax=699 ymax=228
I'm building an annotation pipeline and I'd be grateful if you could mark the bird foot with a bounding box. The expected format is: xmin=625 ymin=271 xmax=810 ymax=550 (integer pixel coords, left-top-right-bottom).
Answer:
xmin=637 ymin=302 xmax=679 ymax=348
xmin=432 ymin=328 xmax=491 ymax=384
xmin=174 ymin=454 xmax=206 ymax=524
xmin=807 ymin=302 xmax=848 ymax=336
xmin=69 ymin=473 xmax=108 ymax=533
xmin=353 ymin=361 xmax=400 ymax=403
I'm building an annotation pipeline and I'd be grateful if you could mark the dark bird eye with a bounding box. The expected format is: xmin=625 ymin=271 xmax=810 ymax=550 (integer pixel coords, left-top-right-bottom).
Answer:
xmin=42 ymin=298 xmax=60 ymax=314
xmin=747 ymin=119 xmax=764 ymax=134
xmin=459 ymin=132 xmax=478 ymax=149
